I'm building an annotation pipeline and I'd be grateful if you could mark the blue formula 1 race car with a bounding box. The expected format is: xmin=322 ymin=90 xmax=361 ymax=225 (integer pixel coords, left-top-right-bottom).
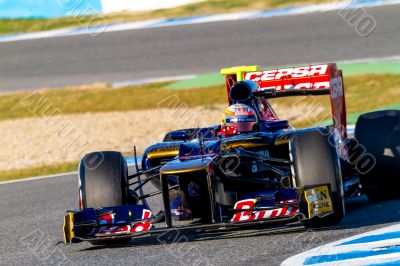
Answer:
xmin=63 ymin=64 xmax=400 ymax=244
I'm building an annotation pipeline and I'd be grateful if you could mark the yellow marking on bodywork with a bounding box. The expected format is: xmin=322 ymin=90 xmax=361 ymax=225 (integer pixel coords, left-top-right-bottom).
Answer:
xmin=160 ymin=157 xmax=212 ymax=175
xmin=220 ymin=65 xmax=260 ymax=81
xmin=147 ymin=149 xmax=179 ymax=159
xmin=63 ymin=212 xmax=74 ymax=244
xmin=274 ymin=137 xmax=291 ymax=145
xmin=222 ymin=141 xmax=267 ymax=150
xmin=160 ymin=166 xmax=208 ymax=175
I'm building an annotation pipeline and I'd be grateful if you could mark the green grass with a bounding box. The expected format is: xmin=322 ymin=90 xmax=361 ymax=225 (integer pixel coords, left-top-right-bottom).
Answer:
xmin=2 ymin=74 xmax=399 ymax=122
xmin=0 ymin=161 xmax=78 ymax=182
xmin=0 ymin=151 xmax=135 ymax=182
xmin=0 ymin=0 xmax=326 ymax=35
xmin=0 ymin=83 xmax=227 ymax=121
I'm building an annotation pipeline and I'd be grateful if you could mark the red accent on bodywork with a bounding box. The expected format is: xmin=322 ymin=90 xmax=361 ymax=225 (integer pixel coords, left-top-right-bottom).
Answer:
xmin=289 ymin=207 xmax=299 ymax=216
xmin=218 ymin=126 xmax=238 ymax=137
xmin=95 ymin=209 xmax=153 ymax=236
xmin=244 ymin=64 xmax=331 ymax=90
xmin=280 ymin=207 xmax=288 ymax=216
xmin=230 ymin=199 xmax=300 ymax=222
xmin=98 ymin=213 xmax=114 ymax=225
xmin=329 ymin=70 xmax=347 ymax=140
xmin=225 ymin=74 xmax=237 ymax=105
xmin=270 ymin=209 xmax=279 ymax=218
xmin=131 ymin=209 xmax=152 ymax=233
xmin=259 ymin=98 xmax=279 ymax=121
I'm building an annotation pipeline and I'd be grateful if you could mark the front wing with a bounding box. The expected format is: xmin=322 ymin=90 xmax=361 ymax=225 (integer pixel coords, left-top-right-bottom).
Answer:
xmin=63 ymin=184 xmax=334 ymax=244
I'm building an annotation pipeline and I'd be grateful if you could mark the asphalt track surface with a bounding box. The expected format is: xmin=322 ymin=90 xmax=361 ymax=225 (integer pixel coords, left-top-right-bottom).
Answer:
xmin=1 ymin=4 xmax=400 ymax=92
xmin=1 ymin=173 xmax=400 ymax=266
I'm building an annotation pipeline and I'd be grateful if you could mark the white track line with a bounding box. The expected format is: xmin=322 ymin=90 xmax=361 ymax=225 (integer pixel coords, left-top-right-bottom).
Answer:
xmin=281 ymin=223 xmax=400 ymax=266
xmin=0 ymin=171 xmax=77 ymax=185
xmin=0 ymin=161 xmax=139 ymax=185
xmin=111 ymin=74 xmax=196 ymax=88
xmin=337 ymin=55 xmax=400 ymax=64
xmin=270 ymin=55 xmax=400 ymax=70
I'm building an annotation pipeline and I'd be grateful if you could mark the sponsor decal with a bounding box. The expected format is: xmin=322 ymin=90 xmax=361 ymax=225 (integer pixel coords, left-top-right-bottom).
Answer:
xmin=231 ymin=199 xmax=298 ymax=222
xmin=305 ymin=186 xmax=333 ymax=218
xmin=244 ymin=65 xmax=329 ymax=82
xmin=243 ymin=64 xmax=332 ymax=91
xmin=96 ymin=209 xmax=152 ymax=236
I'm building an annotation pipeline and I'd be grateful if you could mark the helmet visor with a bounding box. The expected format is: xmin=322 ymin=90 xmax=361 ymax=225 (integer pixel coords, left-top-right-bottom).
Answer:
xmin=230 ymin=121 xmax=256 ymax=133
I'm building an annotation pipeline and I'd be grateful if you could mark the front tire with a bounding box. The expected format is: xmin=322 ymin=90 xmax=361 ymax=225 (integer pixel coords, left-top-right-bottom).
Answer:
xmin=290 ymin=129 xmax=345 ymax=228
xmin=79 ymin=151 xmax=128 ymax=209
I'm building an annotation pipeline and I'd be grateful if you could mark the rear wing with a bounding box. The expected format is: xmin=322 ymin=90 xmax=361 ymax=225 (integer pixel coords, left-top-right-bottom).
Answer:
xmin=220 ymin=64 xmax=347 ymax=139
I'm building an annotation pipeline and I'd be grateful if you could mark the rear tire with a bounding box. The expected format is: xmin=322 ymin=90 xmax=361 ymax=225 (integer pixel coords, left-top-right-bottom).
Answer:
xmin=290 ymin=129 xmax=345 ymax=228
xmin=79 ymin=151 xmax=128 ymax=209
xmin=355 ymin=110 xmax=400 ymax=201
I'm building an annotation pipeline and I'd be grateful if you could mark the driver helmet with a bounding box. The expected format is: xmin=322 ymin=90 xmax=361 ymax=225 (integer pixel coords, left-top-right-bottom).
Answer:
xmin=221 ymin=103 xmax=258 ymax=134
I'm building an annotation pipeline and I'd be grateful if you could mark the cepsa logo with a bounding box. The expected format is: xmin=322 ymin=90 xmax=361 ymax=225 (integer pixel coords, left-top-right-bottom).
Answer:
xmin=244 ymin=65 xmax=329 ymax=81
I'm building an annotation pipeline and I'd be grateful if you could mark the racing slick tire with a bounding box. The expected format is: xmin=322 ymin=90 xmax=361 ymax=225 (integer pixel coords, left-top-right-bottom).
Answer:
xmin=79 ymin=151 xmax=130 ymax=245
xmin=79 ymin=151 xmax=128 ymax=209
xmin=354 ymin=110 xmax=400 ymax=201
xmin=290 ymin=129 xmax=345 ymax=228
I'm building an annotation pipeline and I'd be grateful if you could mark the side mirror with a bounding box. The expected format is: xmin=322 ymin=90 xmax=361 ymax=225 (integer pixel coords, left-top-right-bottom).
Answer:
xmin=170 ymin=131 xmax=190 ymax=141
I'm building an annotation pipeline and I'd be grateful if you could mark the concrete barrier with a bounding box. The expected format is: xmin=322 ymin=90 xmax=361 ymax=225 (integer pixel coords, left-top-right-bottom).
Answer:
xmin=0 ymin=0 xmax=203 ymax=19
xmin=0 ymin=0 xmax=102 ymax=19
